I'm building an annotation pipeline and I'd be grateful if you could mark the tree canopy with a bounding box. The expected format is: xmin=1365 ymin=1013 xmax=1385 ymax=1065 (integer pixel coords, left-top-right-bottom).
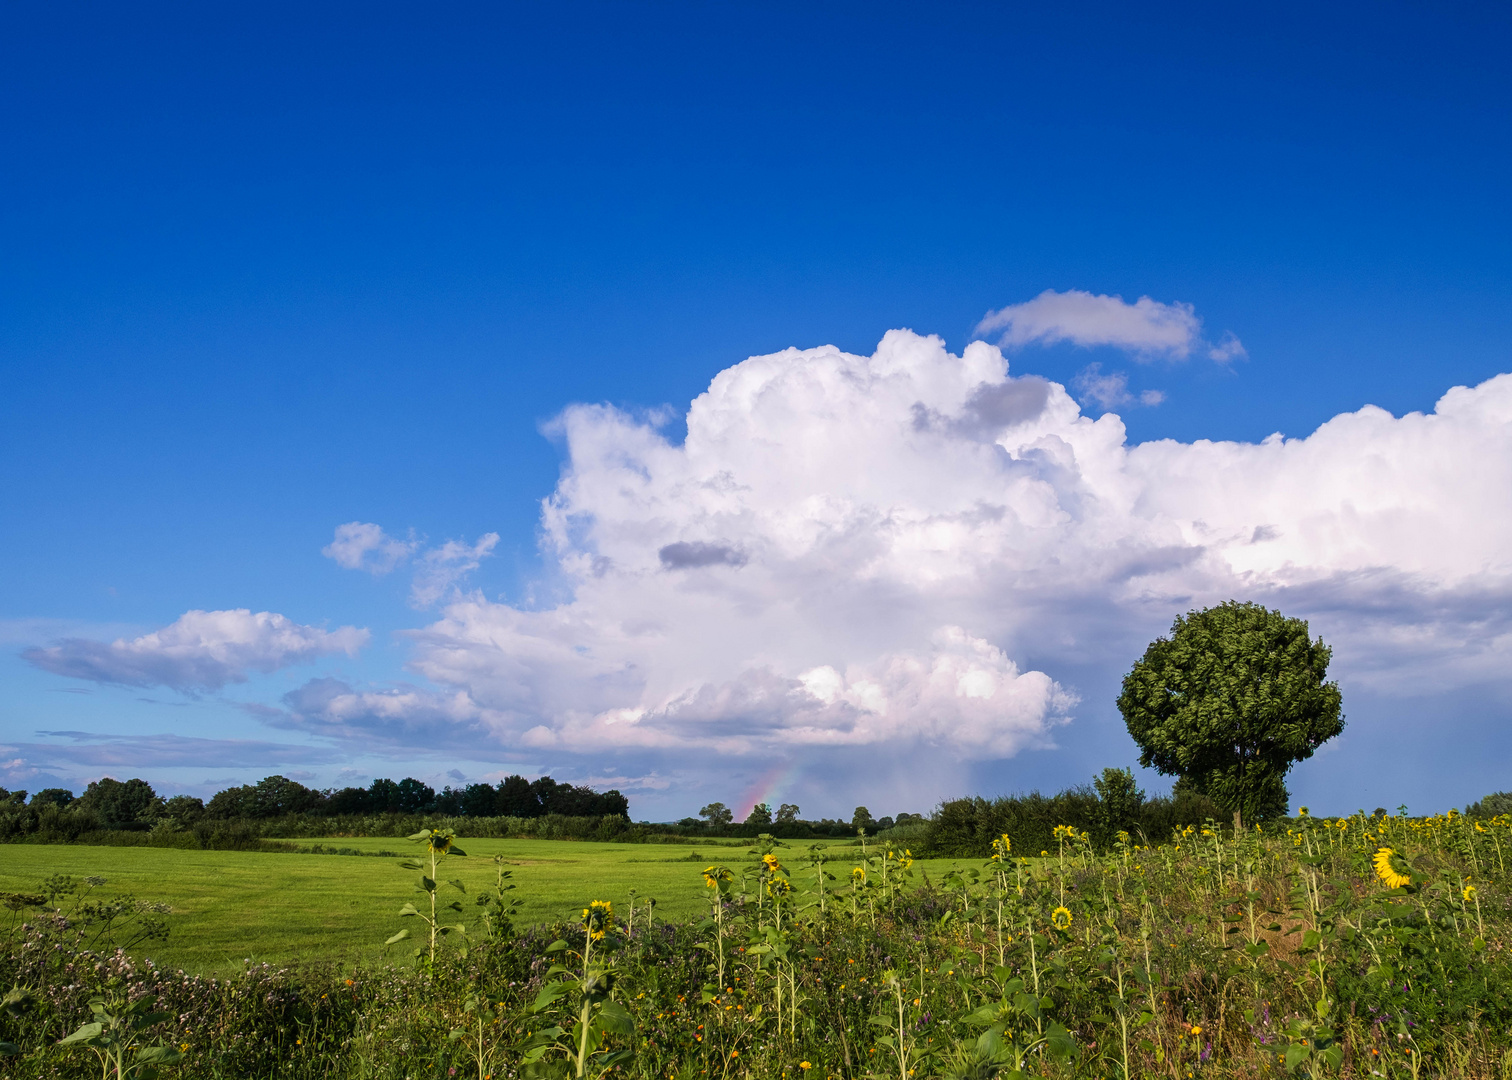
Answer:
xmin=1117 ymin=600 xmax=1343 ymax=822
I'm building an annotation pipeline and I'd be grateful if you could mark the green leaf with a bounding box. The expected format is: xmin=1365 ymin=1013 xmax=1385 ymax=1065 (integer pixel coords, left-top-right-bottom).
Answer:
xmin=1044 ymin=1022 xmax=1077 ymax=1060
xmin=135 ymin=1046 xmax=185 ymax=1064
xmin=385 ymin=929 xmax=411 ymax=945
xmin=57 ymin=1022 xmax=104 ymax=1046
xmin=397 ymin=903 xmax=420 ymax=917
xmin=531 ymin=981 xmax=576 ymax=1014
xmin=448 ymin=879 xmax=467 ymax=893
xmin=595 ymin=999 xmax=635 ymax=1037
xmin=1285 ymin=1043 xmax=1309 ymax=1071
xmin=419 ymin=875 xmax=437 ymax=893
xmin=0 ymin=1041 xmax=19 ymax=1057
xmin=544 ymin=939 xmax=570 ymax=953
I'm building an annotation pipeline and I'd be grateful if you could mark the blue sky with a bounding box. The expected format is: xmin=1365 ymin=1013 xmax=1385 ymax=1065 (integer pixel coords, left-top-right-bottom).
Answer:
xmin=3 ymin=2 xmax=1511 ymax=819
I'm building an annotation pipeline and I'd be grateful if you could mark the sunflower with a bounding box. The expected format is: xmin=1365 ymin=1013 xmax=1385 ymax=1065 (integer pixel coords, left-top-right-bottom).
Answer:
xmin=582 ymin=899 xmax=614 ymax=940
xmin=1464 ymin=884 xmax=1477 ymax=903
xmin=1372 ymin=847 xmax=1411 ymax=890
xmin=762 ymin=853 xmax=782 ymax=873
xmin=852 ymin=866 xmax=866 ymax=882
xmin=1050 ymin=906 xmax=1073 ymax=931
xmin=702 ymin=865 xmax=732 ymax=889
xmin=767 ymin=877 xmax=793 ymax=898
xmin=991 ymin=833 xmax=1012 ymax=861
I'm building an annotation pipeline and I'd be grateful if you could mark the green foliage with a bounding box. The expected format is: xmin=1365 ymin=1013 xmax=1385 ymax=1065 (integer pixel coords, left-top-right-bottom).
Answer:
xmin=698 ymin=802 xmax=733 ymax=827
xmin=743 ymin=803 xmax=773 ymax=826
xmin=1092 ymin=767 xmax=1145 ymax=838
xmin=1466 ymin=790 xmax=1512 ymax=818
xmin=1118 ymin=600 xmax=1344 ymax=821
xmin=4 ymin=809 xmax=1512 ymax=1078
xmin=74 ymin=778 xmax=164 ymax=829
xmin=924 ymin=783 xmax=1221 ymax=857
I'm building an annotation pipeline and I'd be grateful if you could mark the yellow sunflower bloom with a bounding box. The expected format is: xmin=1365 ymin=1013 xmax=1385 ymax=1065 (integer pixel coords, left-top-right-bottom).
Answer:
xmin=1050 ymin=906 xmax=1073 ymax=931
xmin=1372 ymin=847 xmax=1411 ymax=890
xmin=583 ymin=899 xmax=614 ymax=940
xmin=1464 ymin=884 xmax=1477 ymax=903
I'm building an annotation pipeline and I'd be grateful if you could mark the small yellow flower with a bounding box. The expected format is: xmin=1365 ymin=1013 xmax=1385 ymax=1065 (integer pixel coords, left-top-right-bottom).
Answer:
xmin=1190 ymin=1025 xmax=1202 ymax=1036
xmin=852 ymin=866 xmax=866 ymax=882
xmin=1051 ymin=906 xmax=1073 ymax=931
xmin=1464 ymin=884 xmax=1477 ymax=903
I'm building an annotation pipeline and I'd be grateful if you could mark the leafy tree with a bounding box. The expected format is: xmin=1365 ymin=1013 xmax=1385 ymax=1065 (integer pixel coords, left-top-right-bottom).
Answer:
xmin=29 ymin=788 xmax=74 ymax=809
xmin=745 ymin=802 xmax=773 ymax=826
xmin=1466 ymin=791 xmax=1512 ymax=818
xmin=75 ymin=777 xmax=163 ymax=827
xmin=699 ymin=801 xmax=733 ymax=827
xmin=1117 ymin=601 xmax=1343 ymax=823
xmin=395 ymin=777 xmax=436 ymax=813
xmin=496 ymin=775 xmax=539 ymax=817
xmin=1092 ymin=767 xmax=1145 ymax=838
xmin=851 ymin=806 xmax=876 ymax=834
xmin=775 ymin=803 xmax=800 ymax=824
xmin=161 ymin=795 xmax=205 ymax=829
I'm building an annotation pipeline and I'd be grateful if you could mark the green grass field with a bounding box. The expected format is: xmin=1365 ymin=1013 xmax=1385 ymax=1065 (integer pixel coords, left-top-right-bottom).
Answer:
xmin=0 ymin=837 xmax=964 ymax=974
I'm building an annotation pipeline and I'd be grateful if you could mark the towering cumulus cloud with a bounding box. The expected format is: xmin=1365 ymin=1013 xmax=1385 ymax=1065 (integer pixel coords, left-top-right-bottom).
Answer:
xmin=390 ymin=330 xmax=1512 ymax=778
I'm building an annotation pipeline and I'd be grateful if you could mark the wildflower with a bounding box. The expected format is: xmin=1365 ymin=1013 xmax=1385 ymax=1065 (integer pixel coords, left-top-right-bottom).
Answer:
xmin=702 ymin=865 xmax=733 ymax=888
xmin=1372 ymin=847 xmax=1411 ymax=890
xmin=1464 ymin=884 xmax=1477 ymax=903
xmin=583 ymin=900 xmax=614 ymax=940
xmin=852 ymin=866 xmax=866 ymax=882
xmin=800 ymin=1064 xmax=812 ymax=1070
xmin=763 ymin=853 xmax=782 ymax=873
xmin=1051 ymin=906 xmax=1073 ymax=931
xmin=1190 ymin=1025 xmax=1202 ymax=1036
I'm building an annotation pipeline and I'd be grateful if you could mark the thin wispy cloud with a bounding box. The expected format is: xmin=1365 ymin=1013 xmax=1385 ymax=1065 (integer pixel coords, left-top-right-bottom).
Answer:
xmin=322 ymin=522 xmax=499 ymax=608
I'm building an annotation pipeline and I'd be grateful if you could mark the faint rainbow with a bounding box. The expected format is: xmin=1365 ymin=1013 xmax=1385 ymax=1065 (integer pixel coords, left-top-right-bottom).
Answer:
xmin=736 ymin=761 xmax=802 ymax=819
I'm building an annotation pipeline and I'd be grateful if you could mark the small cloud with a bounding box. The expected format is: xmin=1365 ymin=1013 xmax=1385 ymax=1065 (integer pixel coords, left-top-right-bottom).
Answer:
xmin=322 ymin=522 xmax=418 ymax=575
xmin=22 ymin=609 xmax=368 ymax=693
xmin=658 ymin=541 xmax=748 ymax=570
xmin=1072 ymin=363 xmax=1165 ymax=412
xmin=1208 ymin=331 xmax=1248 ymax=363
xmin=976 ymin=288 xmax=1242 ymax=363
xmin=410 ymin=533 xmax=501 ymax=608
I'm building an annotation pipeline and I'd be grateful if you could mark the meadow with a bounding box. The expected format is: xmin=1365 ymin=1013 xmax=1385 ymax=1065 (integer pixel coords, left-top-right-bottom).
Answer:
xmin=3 ymin=812 xmax=1511 ymax=1079
xmin=0 ymin=835 xmax=891 ymax=972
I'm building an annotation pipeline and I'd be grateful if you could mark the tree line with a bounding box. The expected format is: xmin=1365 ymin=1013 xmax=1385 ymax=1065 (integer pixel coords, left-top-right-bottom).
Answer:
xmin=0 ymin=772 xmax=628 ymax=839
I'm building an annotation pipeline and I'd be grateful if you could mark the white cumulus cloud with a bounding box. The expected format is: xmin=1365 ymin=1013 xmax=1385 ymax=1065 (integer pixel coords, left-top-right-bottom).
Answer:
xmin=359 ymin=328 xmax=1512 ymax=791
xmin=976 ymin=288 xmax=1246 ymax=362
xmin=23 ymin=609 xmax=369 ymax=693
